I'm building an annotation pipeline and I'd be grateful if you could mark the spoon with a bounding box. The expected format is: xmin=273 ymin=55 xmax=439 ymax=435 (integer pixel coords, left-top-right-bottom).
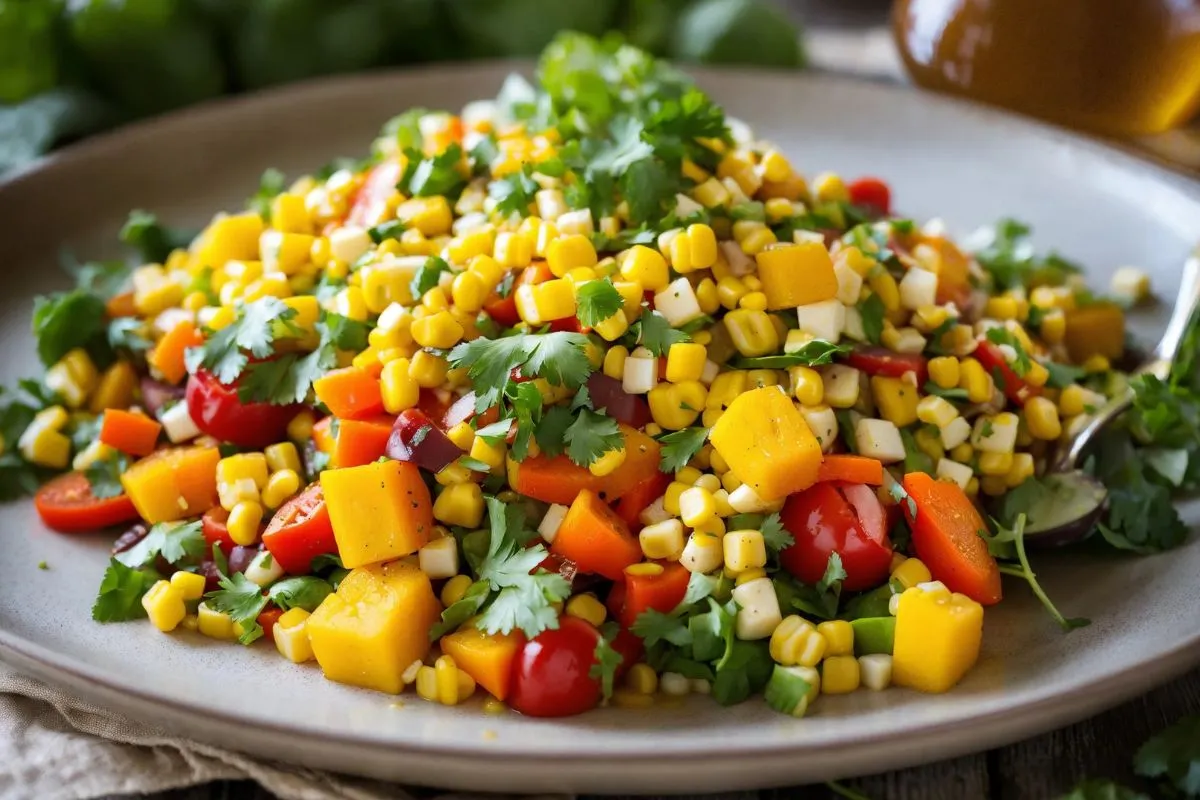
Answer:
xmin=1020 ymin=250 xmax=1200 ymax=546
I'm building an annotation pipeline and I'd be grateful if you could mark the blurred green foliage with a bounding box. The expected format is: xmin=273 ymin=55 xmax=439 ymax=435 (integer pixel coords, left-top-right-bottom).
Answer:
xmin=0 ymin=0 xmax=805 ymax=174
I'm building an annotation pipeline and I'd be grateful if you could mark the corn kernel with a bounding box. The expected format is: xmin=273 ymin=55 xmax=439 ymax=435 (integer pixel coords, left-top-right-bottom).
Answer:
xmin=603 ymin=346 xmax=628 ymax=380
xmin=142 ymin=580 xmax=187 ymax=632
xmin=978 ymin=451 xmax=1014 ymax=476
xmin=640 ymin=519 xmax=685 ymax=561
xmin=1024 ymin=396 xmax=1062 ymax=440
xmin=724 ymin=309 xmax=780 ymax=358
xmin=679 ymin=486 xmax=717 ymax=527
xmin=565 ymin=594 xmax=608 ymax=628
xmin=261 ymin=469 xmax=301 ymax=510
xmin=625 ymin=663 xmax=658 ymax=695
xmin=891 ymin=557 xmax=932 ymax=590
xmin=723 ymin=530 xmax=767 ymax=573
xmin=821 ymin=655 xmax=861 ymax=694
xmin=197 ymin=602 xmax=237 ymax=640
xmin=770 ymin=615 xmax=827 ymax=668
xmin=958 ymin=357 xmax=994 ymax=403
xmin=817 ymin=620 xmax=854 ymax=657
xmin=264 ymin=442 xmax=302 ymax=475
xmin=620 ymin=245 xmax=670 ymax=291
xmin=666 ymin=342 xmax=707 ymax=383
xmin=227 ymin=501 xmax=264 ymax=546
xmin=169 ymin=570 xmax=207 ymax=601
xmin=274 ymin=607 xmax=314 ymax=663
xmin=441 ymin=574 xmax=474 ymax=607
xmin=409 ymin=351 xmax=449 ymax=388
xmin=432 ymin=482 xmax=485 ymax=528
xmin=588 ymin=446 xmax=627 ymax=478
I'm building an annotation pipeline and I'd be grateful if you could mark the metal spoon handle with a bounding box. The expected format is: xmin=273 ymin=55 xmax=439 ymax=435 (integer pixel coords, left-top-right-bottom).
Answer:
xmin=1055 ymin=249 xmax=1200 ymax=472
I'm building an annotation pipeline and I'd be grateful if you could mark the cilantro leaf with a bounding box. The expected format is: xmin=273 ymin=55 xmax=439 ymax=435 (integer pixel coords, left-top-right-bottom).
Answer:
xmin=410 ymin=255 xmax=451 ymax=301
xmin=205 ymin=572 xmax=269 ymax=645
xmin=84 ymin=451 xmax=130 ymax=500
xmin=267 ymin=576 xmax=333 ymax=612
xmin=474 ymin=419 xmax=514 ymax=445
xmin=402 ymin=143 xmax=466 ymax=198
xmin=759 ymin=512 xmax=793 ymax=553
xmin=857 ymin=294 xmax=886 ymax=345
xmin=368 ymin=220 xmax=405 ymax=244
xmin=238 ymin=312 xmax=368 ymax=405
xmin=247 ymin=168 xmax=286 ymax=219
xmin=991 ymin=514 xmax=1090 ymax=631
xmin=923 ymin=382 xmax=969 ymax=401
xmin=1133 ymin=714 xmax=1200 ymax=796
xmin=764 ymin=664 xmax=813 ymax=717
xmin=563 ymin=409 xmax=623 ymax=467
xmin=1045 ymin=360 xmax=1087 ymax=389
xmin=118 ymin=210 xmax=196 ymax=264
xmin=507 ymin=380 xmax=545 ymax=462
xmin=60 ymin=253 xmax=130 ymax=299
xmin=985 ymin=327 xmax=1032 ymax=376
xmin=116 ymin=520 xmax=205 ymax=569
xmin=92 ymin=558 xmax=158 ymax=622
xmin=776 ymin=553 xmax=846 ymax=621
xmin=633 ymin=310 xmax=689 ymax=356
xmin=658 ymin=426 xmax=708 ymax=473
xmin=970 ymin=218 xmax=1081 ymax=291
xmin=575 ymin=279 xmax=623 ymax=328
xmin=733 ymin=340 xmax=849 ymax=369
xmin=589 ymin=623 xmax=623 ymax=702
xmin=631 ymin=609 xmax=694 ymax=648
xmin=449 ymin=332 xmax=593 ymax=416
xmin=186 ymin=297 xmax=298 ymax=386
xmin=431 ymin=579 xmax=491 ymax=640
xmin=32 ymin=289 xmax=108 ymax=367
xmin=489 ymin=167 xmax=540 ymax=217
xmin=534 ymin=404 xmax=574 ymax=458
xmin=107 ymin=317 xmax=152 ymax=354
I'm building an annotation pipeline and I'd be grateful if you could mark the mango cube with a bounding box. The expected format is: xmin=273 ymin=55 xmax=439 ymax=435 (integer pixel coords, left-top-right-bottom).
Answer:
xmin=709 ymin=386 xmax=822 ymax=500
xmin=320 ymin=460 xmax=432 ymax=568
xmin=892 ymin=585 xmax=984 ymax=693
xmin=754 ymin=242 xmax=838 ymax=310
xmin=191 ymin=212 xmax=264 ymax=270
xmin=307 ymin=561 xmax=441 ymax=694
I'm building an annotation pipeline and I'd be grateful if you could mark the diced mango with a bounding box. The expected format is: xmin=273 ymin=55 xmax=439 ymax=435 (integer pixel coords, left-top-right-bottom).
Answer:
xmin=120 ymin=446 xmax=220 ymax=523
xmin=439 ymin=623 xmax=525 ymax=701
xmin=892 ymin=585 xmax=984 ymax=693
xmin=1064 ymin=301 xmax=1125 ymax=363
xmin=320 ymin=460 xmax=433 ymax=568
xmin=307 ymin=561 xmax=441 ymax=694
xmin=191 ymin=212 xmax=264 ymax=270
xmin=754 ymin=242 xmax=838 ymax=310
xmin=709 ymin=386 xmax=822 ymax=500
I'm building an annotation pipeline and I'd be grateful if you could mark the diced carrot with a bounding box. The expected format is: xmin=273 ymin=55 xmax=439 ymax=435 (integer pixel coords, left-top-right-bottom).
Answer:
xmin=120 ymin=446 xmax=220 ymax=523
xmin=551 ymin=490 xmax=643 ymax=580
xmin=817 ymin=455 xmax=884 ymax=486
xmin=901 ymin=472 xmax=1003 ymax=606
xmin=508 ymin=425 xmax=660 ymax=505
xmin=313 ymin=367 xmax=384 ymax=420
xmin=149 ymin=321 xmax=204 ymax=385
xmin=440 ymin=625 xmax=525 ymax=701
xmin=99 ymin=409 xmax=163 ymax=457
xmin=105 ymin=291 xmax=137 ymax=319
xmin=332 ymin=416 xmax=394 ymax=468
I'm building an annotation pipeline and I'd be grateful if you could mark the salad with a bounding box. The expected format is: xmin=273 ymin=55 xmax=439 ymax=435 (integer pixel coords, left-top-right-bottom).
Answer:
xmin=5 ymin=33 xmax=1196 ymax=720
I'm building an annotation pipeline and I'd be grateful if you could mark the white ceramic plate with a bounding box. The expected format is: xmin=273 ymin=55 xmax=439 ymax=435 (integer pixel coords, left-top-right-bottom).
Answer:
xmin=1 ymin=64 xmax=1198 ymax=795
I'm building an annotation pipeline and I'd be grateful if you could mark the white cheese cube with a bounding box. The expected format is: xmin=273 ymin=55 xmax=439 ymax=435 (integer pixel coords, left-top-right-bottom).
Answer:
xmin=841 ymin=305 xmax=866 ymax=342
xmin=820 ymin=364 xmax=862 ymax=408
xmin=418 ymin=537 xmax=459 ymax=580
xmin=854 ymin=418 xmax=906 ymax=464
xmin=899 ymin=266 xmax=938 ymax=310
xmin=244 ymin=550 xmax=284 ymax=588
xmin=795 ymin=299 xmax=845 ymax=342
xmin=971 ymin=412 xmax=1019 ymax=453
xmin=859 ymin=654 xmax=893 ymax=691
xmin=329 ymin=226 xmax=372 ymax=265
xmin=935 ymin=458 xmax=974 ymax=491
xmin=834 ymin=261 xmax=864 ymax=306
xmin=655 ymin=277 xmax=703 ymax=327
xmin=622 ymin=355 xmax=659 ymax=395
xmin=161 ymin=401 xmax=202 ymax=444
xmin=1110 ymin=266 xmax=1150 ymax=304
xmin=538 ymin=503 xmax=569 ymax=543
xmin=798 ymin=404 xmax=838 ymax=453
xmin=732 ymin=577 xmax=783 ymax=640
xmin=939 ymin=416 xmax=972 ymax=449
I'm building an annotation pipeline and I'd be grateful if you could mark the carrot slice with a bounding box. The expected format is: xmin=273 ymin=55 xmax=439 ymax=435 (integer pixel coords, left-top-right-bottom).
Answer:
xmin=99 ymin=409 xmax=163 ymax=457
xmin=900 ymin=472 xmax=1003 ymax=605
xmin=332 ymin=417 xmax=394 ymax=468
xmin=149 ymin=320 xmax=204 ymax=385
xmin=817 ymin=455 xmax=884 ymax=486
xmin=551 ymin=490 xmax=643 ymax=580
xmin=313 ymin=367 xmax=384 ymax=420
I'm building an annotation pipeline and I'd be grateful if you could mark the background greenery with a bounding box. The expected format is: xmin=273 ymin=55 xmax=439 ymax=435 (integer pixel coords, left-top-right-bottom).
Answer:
xmin=0 ymin=0 xmax=806 ymax=174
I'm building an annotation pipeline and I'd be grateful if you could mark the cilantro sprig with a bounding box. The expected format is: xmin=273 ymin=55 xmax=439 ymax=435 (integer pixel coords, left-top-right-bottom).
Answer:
xmin=184 ymin=297 xmax=300 ymax=386
xmin=238 ymin=312 xmax=370 ymax=405
xmin=658 ymin=427 xmax=708 ymax=473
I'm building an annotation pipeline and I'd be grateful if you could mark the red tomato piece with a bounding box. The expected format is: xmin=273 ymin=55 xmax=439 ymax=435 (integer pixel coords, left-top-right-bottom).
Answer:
xmin=973 ymin=340 xmax=1042 ymax=406
xmin=846 ymin=346 xmax=929 ymax=386
xmin=847 ymin=177 xmax=892 ymax=216
xmin=614 ymin=471 xmax=671 ymax=528
xmin=779 ymin=481 xmax=893 ymax=592
xmin=186 ymin=369 xmax=301 ymax=449
xmin=34 ymin=472 xmax=140 ymax=533
xmin=507 ymin=616 xmax=604 ymax=718
xmin=344 ymin=159 xmax=403 ymax=228
xmin=483 ymin=263 xmax=552 ymax=327
xmin=262 ymin=484 xmax=339 ymax=575
xmin=202 ymin=507 xmax=237 ymax=555
xmin=257 ymin=606 xmax=285 ymax=645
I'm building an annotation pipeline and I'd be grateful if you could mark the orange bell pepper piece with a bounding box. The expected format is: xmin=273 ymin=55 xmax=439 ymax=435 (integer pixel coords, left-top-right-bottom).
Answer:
xmin=614 ymin=562 xmax=690 ymax=628
xmin=331 ymin=416 xmax=394 ymax=468
xmin=313 ymin=367 xmax=384 ymax=420
xmin=551 ymin=490 xmax=643 ymax=580
xmin=816 ymin=455 xmax=884 ymax=486
xmin=99 ymin=408 xmax=163 ymax=457
xmin=148 ymin=320 xmax=204 ymax=385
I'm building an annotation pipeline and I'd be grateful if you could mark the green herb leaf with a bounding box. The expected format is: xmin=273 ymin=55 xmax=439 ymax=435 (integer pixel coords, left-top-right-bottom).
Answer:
xmin=449 ymin=331 xmax=593 ymax=417
xmin=431 ymin=579 xmax=491 ymax=640
xmin=858 ymin=294 xmax=886 ymax=346
xmin=990 ymin=514 xmax=1090 ymax=631
xmin=1133 ymin=714 xmax=1200 ymax=796
xmin=631 ymin=608 xmax=693 ymax=648
xmin=759 ymin=512 xmax=793 ymax=554
xmin=92 ymin=558 xmax=158 ymax=622
xmin=267 ymin=576 xmax=333 ymax=612
xmin=1045 ymin=360 xmax=1087 ymax=389
xmin=247 ymin=168 xmax=286 ymax=219
xmin=204 ymin=572 xmax=269 ymax=646
xmin=185 ymin=297 xmax=298 ymax=386
xmin=985 ymin=327 xmax=1032 ymax=376
xmin=633 ymin=310 xmax=689 ymax=356
xmin=410 ymin=255 xmax=451 ymax=301
xmin=563 ymin=409 xmax=623 ymax=467
xmin=575 ymin=279 xmax=624 ymax=328
xmin=368 ymin=220 xmax=405 ymax=244
xmin=402 ymin=143 xmax=466 ymax=198
xmin=658 ymin=426 xmax=708 ymax=473
xmin=732 ymin=340 xmax=849 ymax=369
xmin=116 ymin=520 xmax=205 ymax=569
xmin=590 ymin=623 xmax=624 ymax=702
xmin=971 ymin=218 xmax=1081 ymax=291
xmin=32 ymin=289 xmax=108 ymax=367
xmin=83 ymin=451 xmax=130 ymax=500
xmin=489 ymin=167 xmax=540 ymax=217
xmin=118 ymin=210 xmax=196 ymax=264
xmin=764 ymin=664 xmax=813 ymax=717
xmin=923 ymin=382 xmax=969 ymax=401
xmin=107 ymin=317 xmax=152 ymax=354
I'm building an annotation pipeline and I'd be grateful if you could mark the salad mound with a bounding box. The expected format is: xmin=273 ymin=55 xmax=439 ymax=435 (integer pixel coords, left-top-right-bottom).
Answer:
xmin=5 ymin=33 xmax=1195 ymax=719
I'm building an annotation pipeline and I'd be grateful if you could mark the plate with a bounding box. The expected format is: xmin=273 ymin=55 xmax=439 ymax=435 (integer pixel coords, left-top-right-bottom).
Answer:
xmin=1 ymin=64 xmax=1198 ymax=794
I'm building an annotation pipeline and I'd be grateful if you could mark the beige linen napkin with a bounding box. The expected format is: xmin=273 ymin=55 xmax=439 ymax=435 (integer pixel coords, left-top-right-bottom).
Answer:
xmin=0 ymin=665 xmax=569 ymax=800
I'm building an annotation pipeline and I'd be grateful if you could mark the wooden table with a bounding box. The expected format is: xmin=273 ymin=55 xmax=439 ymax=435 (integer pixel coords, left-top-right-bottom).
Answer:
xmin=120 ymin=667 xmax=1198 ymax=800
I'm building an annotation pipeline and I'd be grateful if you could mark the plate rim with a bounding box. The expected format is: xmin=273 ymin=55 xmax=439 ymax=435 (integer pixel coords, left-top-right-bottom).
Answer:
xmin=2 ymin=62 xmax=1199 ymax=777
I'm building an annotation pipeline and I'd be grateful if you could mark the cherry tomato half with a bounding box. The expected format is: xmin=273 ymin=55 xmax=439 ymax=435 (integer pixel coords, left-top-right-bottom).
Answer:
xmin=779 ymin=481 xmax=893 ymax=592
xmin=847 ymin=177 xmax=892 ymax=217
xmin=202 ymin=507 xmax=237 ymax=555
xmin=973 ymin=340 xmax=1041 ymax=406
xmin=508 ymin=616 xmax=604 ymax=718
xmin=262 ymin=483 xmax=338 ymax=574
xmin=186 ymin=369 xmax=301 ymax=449
xmin=34 ymin=472 xmax=140 ymax=533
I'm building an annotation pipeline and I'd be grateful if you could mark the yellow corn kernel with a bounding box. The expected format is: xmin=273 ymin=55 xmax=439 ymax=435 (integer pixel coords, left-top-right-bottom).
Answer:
xmin=446 ymin=227 xmax=496 ymax=265
xmin=179 ymin=614 xmax=198 ymax=632
xmin=695 ymin=277 xmax=720 ymax=316
xmin=619 ymin=245 xmax=670 ymax=291
xmin=270 ymin=193 xmax=311 ymax=233
xmin=868 ymin=271 xmax=901 ymax=312
xmin=625 ymin=563 xmax=666 ymax=579
xmin=592 ymin=309 xmax=630 ymax=342
xmin=447 ymin=271 xmax=486 ymax=313
xmin=603 ymin=346 xmax=629 ymax=381
xmin=546 ymin=234 xmax=598 ymax=278
xmin=958 ymin=358 xmax=994 ymax=403
xmin=169 ymin=570 xmax=207 ymax=601
xmin=433 ymin=482 xmax=485 ymax=528
xmin=914 ymin=427 xmax=945 ymax=463
xmin=724 ymin=309 xmax=780 ymax=358
xmin=433 ymin=656 xmax=461 ymax=706
xmin=625 ymin=663 xmax=658 ymax=695
xmin=227 ymin=501 xmax=264 ymax=546
xmin=274 ymin=607 xmax=314 ymax=663
xmin=891 ymin=557 xmax=932 ymax=590
xmin=723 ymin=530 xmax=767 ymax=574
xmin=1006 ymin=452 xmax=1035 ymax=488
xmin=515 ymin=278 xmax=576 ymax=325
xmin=821 ymin=655 xmax=861 ymax=694
xmin=917 ymin=395 xmax=958 ymax=428
xmin=694 ymin=471 xmax=720 ymax=492
xmin=661 ymin=481 xmax=688 ymax=517
xmin=693 ymin=176 xmax=732 ymax=208
xmin=494 ymin=231 xmax=534 ymax=269
xmin=666 ymin=342 xmax=707 ymax=383
xmin=443 ymin=422 xmax=474 ymax=452
xmin=733 ymin=567 xmax=767 ymax=586
xmin=1040 ymin=309 xmax=1067 ymax=344
xmin=739 ymin=291 xmax=769 ymax=312
xmin=141 ymin=580 xmax=186 ymax=633
xmin=132 ymin=265 xmax=185 ymax=316
xmin=949 ymin=443 xmax=974 ymax=463
xmin=263 ymin=442 xmax=302 ymax=476
xmin=816 ymin=620 xmax=854 ymax=657
xmin=648 ymin=381 xmax=706 ymax=430
xmin=409 ymin=351 xmax=449 ymax=388
xmin=397 ymin=196 xmax=453 ymax=237
xmin=333 ymin=286 xmax=368 ymax=321
xmin=588 ymin=446 xmax=627 ymax=478
xmin=770 ymin=615 xmax=828 ymax=668
xmin=415 ymin=666 xmax=439 ymax=702
xmin=985 ymin=296 xmax=1020 ymax=320
xmin=197 ymin=602 xmax=237 ymax=640
xmin=679 ymin=486 xmax=717 ymax=527
xmin=1024 ymin=360 xmax=1050 ymax=389
xmin=687 ymin=223 xmax=718 ymax=269
xmin=872 ymin=376 xmax=920 ymax=428
xmin=1083 ymin=354 xmax=1111 ymax=374
xmin=1058 ymin=384 xmax=1089 ymax=417
xmin=716 ymin=276 xmax=748 ymax=310
xmin=813 ymin=172 xmax=848 ymax=203
xmin=90 ymin=360 xmax=138 ymax=414
xmin=286 ymin=411 xmax=315 ymax=444
xmin=351 ymin=348 xmax=381 ymax=376
xmin=640 ymin=519 xmax=686 ymax=561
xmin=978 ymin=451 xmax=1014 ymax=476
xmin=375 ymin=358 xmax=417 ymax=414
xmin=218 ymin=453 xmax=269 ymax=489
xmin=612 ymin=688 xmax=655 ymax=709
xmin=565 ymin=594 xmax=608 ymax=628
xmin=262 ymin=469 xmax=301 ymax=510
xmin=440 ymin=574 xmax=474 ymax=607
xmin=1024 ymin=396 xmax=1062 ymax=440
xmin=739 ymin=227 xmax=777 ymax=256
xmin=411 ymin=311 xmax=465 ymax=350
